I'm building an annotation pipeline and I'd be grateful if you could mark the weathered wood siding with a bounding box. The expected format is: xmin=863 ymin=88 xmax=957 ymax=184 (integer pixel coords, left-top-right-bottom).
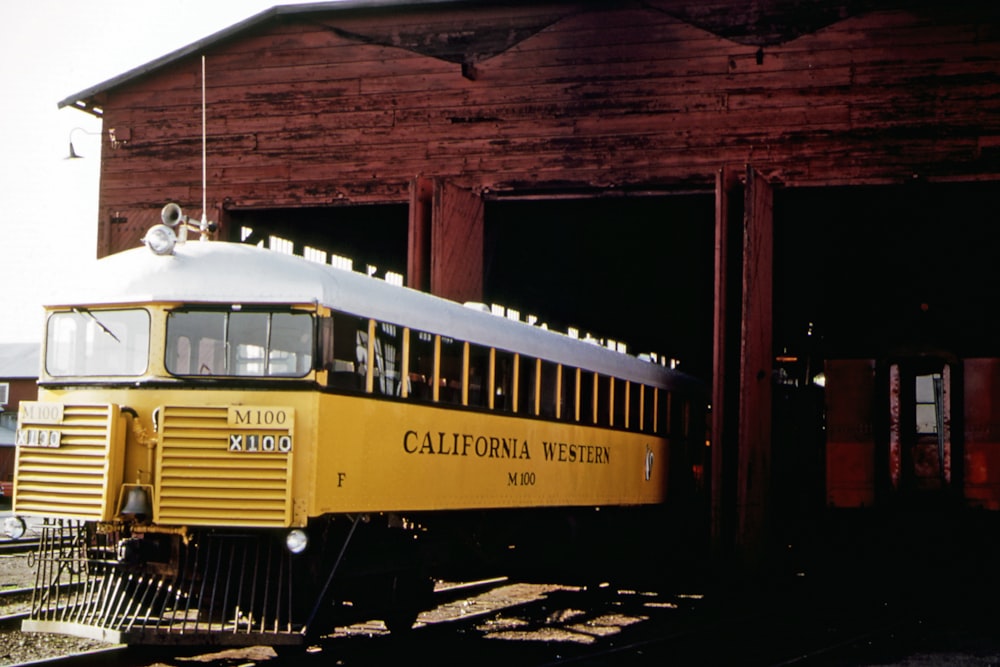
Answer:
xmin=90 ymin=2 xmax=1000 ymax=253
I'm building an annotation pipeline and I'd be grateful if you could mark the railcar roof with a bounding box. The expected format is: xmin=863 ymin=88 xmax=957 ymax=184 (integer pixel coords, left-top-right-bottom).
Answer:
xmin=48 ymin=241 xmax=701 ymax=392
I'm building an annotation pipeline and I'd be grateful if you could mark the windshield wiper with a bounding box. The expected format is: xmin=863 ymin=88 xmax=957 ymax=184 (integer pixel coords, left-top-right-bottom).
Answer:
xmin=73 ymin=307 xmax=121 ymax=343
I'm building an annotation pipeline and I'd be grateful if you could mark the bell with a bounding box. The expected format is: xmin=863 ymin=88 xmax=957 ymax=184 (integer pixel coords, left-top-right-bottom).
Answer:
xmin=119 ymin=485 xmax=153 ymax=517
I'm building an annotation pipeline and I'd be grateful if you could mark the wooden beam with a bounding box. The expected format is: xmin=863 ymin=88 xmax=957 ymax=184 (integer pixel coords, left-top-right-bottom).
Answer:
xmin=407 ymin=176 xmax=434 ymax=291
xmin=711 ymin=165 xmax=743 ymax=563
xmin=735 ymin=165 xmax=774 ymax=572
xmin=430 ymin=180 xmax=484 ymax=303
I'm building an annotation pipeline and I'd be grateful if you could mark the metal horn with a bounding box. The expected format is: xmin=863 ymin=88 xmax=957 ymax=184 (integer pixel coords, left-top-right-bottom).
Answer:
xmin=160 ymin=202 xmax=185 ymax=228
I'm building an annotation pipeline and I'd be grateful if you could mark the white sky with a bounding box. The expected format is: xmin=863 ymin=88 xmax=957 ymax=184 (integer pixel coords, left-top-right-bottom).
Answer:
xmin=0 ymin=0 xmax=291 ymax=343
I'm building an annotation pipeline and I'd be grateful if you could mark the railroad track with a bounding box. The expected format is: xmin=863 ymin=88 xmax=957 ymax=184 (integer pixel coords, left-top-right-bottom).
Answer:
xmin=0 ymin=585 xmax=33 ymax=630
xmin=0 ymin=577 xmax=521 ymax=667
xmin=0 ymin=538 xmax=40 ymax=555
xmin=8 ymin=573 xmax=984 ymax=667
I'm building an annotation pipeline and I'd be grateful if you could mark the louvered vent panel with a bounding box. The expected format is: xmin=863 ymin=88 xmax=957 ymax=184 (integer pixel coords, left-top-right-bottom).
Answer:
xmin=13 ymin=404 xmax=120 ymax=520
xmin=156 ymin=405 xmax=293 ymax=527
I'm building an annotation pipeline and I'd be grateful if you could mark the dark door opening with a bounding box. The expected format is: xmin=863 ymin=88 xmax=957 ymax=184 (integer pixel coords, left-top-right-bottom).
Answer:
xmin=775 ymin=181 xmax=1000 ymax=363
xmin=484 ymin=196 xmax=715 ymax=378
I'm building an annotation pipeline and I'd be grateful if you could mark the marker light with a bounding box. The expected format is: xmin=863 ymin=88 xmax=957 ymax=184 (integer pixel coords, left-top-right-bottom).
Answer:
xmin=3 ymin=516 xmax=27 ymax=540
xmin=286 ymin=529 xmax=309 ymax=554
xmin=143 ymin=224 xmax=178 ymax=255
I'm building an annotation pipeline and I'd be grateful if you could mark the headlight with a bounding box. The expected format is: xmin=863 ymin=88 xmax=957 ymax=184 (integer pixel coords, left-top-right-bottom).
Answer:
xmin=3 ymin=516 xmax=27 ymax=540
xmin=285 ymin=529 xmax=309 ymax=554
xmin=143 ymin=224 xmax=177 ymax=255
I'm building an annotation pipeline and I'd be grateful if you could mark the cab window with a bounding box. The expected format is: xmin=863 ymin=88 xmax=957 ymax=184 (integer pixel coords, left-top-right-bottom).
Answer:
xmin=166 ymin=309 xmax=313 ymax=377
xmin=46 ymin=308 xmax=150 ymax=377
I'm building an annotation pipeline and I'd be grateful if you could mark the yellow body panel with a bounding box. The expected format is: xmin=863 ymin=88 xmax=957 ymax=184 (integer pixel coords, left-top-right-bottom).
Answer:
xmin=14 ymin=401 xmax=124 ymax=521
xmin=16 ymin=385 xmax=671 ymax=527
xmin=311 ymin=393 xmax=670 ymax=514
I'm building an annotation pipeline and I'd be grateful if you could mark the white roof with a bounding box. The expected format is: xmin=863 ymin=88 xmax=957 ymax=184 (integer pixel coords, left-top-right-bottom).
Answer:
xmin=48 ymin=241 xmax=700 ymax=392
xmin=0 ymin=343 xmax=40 ymax=379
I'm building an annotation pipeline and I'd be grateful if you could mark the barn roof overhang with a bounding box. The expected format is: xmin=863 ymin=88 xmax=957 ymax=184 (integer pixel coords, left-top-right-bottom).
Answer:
xmin=58 ymin=0 xmax=918 ymax=118
xmin=57 ymin=0 xmax=473 ymax=117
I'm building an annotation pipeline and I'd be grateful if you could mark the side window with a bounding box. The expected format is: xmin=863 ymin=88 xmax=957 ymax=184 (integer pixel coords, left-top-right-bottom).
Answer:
xmin=373 ymin=321 xmax=404 ymax=396
xmin=628 ymin=381 xmax=642 ymax=431
xmin=494 ymin=350 xmax=517 ymax=412
xmin=468 ymin=344 xmax=491 ymax=408
xmin=539 ymin=361 xmax=559 ymax=418
xmin=579 ymin=371 xmax=596 ymax=424
xmin=439 ymin=337 xmax=463 ymax=404
xmin=657 ymin=390 xmax=673 ymax=437
xmin=643 ymin=385 xmax=656 ymax=433
xmin=612 ymin=377 xmax=627 ymax=428
xmin=597 ymin=374 xmax=611 ymax=426
xmin=409 ymin=331 xmax=436 ymax=400
xmin=330 ymin=313 xmax=365 ymax=390
xmin=561 ymin=367 xmax=579 ymax=422
xmin=519 ymin=357 xmax=538 ymax=415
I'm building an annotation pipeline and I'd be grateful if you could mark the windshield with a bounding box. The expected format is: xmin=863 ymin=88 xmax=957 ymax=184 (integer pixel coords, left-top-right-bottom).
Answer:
xmin=45 ymin=308 xmax=151 ymax=377
xmin=166 ymin=309 xmax=314 ymax=377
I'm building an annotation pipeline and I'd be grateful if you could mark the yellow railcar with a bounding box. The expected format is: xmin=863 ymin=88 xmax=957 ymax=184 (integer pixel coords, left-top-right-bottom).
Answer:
xmin=8 ymin=207 xmax=706 ymax=645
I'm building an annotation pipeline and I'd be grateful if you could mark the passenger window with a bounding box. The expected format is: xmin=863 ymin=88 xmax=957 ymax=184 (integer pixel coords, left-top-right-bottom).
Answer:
xmin=539 ymin=361 xmax=559 ymax=418
xmin=629 ymin=381 xmax=642 ymax=431
xmin=597 ymin=375 xmax=611 ymax=426
xmin=439 ymin=337 xmax=463 ymax=404
xmin=494 ymin=350 xmax=516 ymax=412
xmin=329 ymin=313 xmax=365 ymax=390
xmin=372 ymin=322 xmax=404 ymax=396
xmin=657 ymin=391 xmax=673 ymax=437
xmin=579 ymin=371 xmax=596 ymax=424
xmin=410 ymin=331 xmax=436 ymax=400
xmin=561 ymin=367 xmax=579 ymax=421
xmin=519 ymin=357 xmax=539 ymax=415
xmin=643 ymin=385 xmax=656 ymax=433
xmin=468 ymin=344 xmax=490 ymax=408
xmin=612 ymin=377 xmax=626 ymax=428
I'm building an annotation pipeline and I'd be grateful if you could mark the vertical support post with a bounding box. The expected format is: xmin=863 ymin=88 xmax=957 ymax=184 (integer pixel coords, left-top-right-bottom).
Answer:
xmin=711 ymin=166 xmax=742 ymax=562
xmin=735 ymin=166 xmax=775 ymax=573
xmin=365 ymin=319 xmax=376 ymax=394
xmin=401 ymin=328 xmax=410 ymax=399
xmin=461 ymin=341 xmax=470 ymax=406
xmin=488 ymin=348 xmax=496 ymax=410
xmin=431 ymin=180 xmax=485 ymax=303
xmin=432 ymin=335 xmax=441 ymax=403
xmin=407 ymin=177 xmax=434 ymax=291
xmin=408 ymin=178 xmax=484 ymax=303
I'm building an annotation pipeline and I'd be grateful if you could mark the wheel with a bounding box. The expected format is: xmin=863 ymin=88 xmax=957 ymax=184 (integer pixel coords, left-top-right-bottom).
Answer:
xmin=383 ymin=572 xmax=434 ymax=635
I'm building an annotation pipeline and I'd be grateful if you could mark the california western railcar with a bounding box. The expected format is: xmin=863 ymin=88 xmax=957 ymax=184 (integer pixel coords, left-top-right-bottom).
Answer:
xmin=8 ymin=209 xmax=706 ymax=645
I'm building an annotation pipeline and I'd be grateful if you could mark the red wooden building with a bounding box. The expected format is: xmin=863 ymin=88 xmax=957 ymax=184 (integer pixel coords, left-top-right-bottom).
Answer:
xmin=58 ymin=0 xmax=1000 ymax=567
xmin=0 ymin=343 xmax=40 ymax=498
